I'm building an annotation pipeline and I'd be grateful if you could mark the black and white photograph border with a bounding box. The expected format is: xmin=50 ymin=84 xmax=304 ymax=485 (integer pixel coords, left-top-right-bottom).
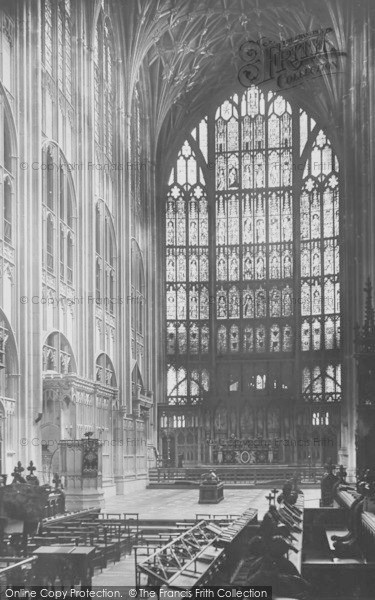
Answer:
xmin=0 ymin=0 xmax=374 ymax=598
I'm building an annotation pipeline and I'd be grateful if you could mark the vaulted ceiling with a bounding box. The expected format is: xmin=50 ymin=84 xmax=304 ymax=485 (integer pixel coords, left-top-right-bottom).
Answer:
xmin=118 ymin=0 xmax=367 ymax=157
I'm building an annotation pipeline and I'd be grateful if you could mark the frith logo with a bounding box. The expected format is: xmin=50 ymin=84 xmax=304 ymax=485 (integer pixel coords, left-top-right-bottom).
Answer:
xmin=238 ymin=28 xmax=346 ymax=90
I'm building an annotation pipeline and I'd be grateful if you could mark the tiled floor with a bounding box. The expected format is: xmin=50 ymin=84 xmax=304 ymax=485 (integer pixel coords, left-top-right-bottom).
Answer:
xmin=92 ymin=486 xmax=320 ymax=587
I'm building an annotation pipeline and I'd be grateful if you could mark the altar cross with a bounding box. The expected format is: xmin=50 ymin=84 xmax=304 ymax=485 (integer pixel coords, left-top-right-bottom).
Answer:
xmin=27 ymin=461 xmax=37 ymax=475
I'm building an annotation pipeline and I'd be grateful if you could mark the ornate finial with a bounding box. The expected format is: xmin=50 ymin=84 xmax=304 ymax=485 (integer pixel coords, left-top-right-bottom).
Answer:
xmin=271 ymin=488 xmax=279 ymax=500
xmin=265 ymin=493 xmax=273 ymax=507
xmin=26 ymin=461 xmax=39 ymax=485
xmin=11 ymin=461 xmax=24 ymax=477
xmin=11 ymin=461 xmax=26 ymax=483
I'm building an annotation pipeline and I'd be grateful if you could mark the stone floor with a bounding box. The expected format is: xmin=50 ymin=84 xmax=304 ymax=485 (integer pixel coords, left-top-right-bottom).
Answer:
xmin=103 ymin=485 xmax=320 ymax=520
xmin=92 ymin=485 xmax=320 ymax=588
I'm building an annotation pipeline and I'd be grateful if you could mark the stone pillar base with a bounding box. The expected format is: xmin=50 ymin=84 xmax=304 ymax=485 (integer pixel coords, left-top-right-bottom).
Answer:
xmin=65 ymin=488 xmax=105 ymax=511
xmin=115 ymin=477 xmax=126 ymax=495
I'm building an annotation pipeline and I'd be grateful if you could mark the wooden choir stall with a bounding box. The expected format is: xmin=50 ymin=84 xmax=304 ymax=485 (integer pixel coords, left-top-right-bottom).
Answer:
xmin=137 ymin=468 xmax=375 ymax=600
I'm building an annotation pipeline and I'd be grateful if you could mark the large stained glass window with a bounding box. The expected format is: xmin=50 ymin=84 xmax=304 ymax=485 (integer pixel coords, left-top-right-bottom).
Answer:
xmin=215 ymin=91 xmax=294 ymax=359
xmin=165 ymin=86 xmax=341 ymax=414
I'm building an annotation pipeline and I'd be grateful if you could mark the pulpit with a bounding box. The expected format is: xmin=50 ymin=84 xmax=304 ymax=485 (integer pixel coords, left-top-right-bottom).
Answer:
xmin=59 ymin=435 xmax=104 ymax=510
xmin=199 ymin=471 xmax=224 ymax=504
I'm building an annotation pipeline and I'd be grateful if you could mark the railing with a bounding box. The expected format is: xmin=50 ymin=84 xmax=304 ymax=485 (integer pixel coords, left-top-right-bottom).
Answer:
xmin=149 ymin=466 xmax=324 ymax=485
xmin=0 ymin=557 xmax=36 ymax=594
xmin=196 ymin=513 xmax=240 ymax=521
xmin=99 ymin=512 xmax=139 ymax=538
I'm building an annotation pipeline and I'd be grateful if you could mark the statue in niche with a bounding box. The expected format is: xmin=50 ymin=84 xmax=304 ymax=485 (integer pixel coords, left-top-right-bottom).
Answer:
xmin=189 ymin=256 xmax=198 ymax=280
xmin=271 ymin=255 xmax=280 ymax=279
xmin=312 ymin=251 xmax=320 ymax=276
xmin=189 ymin=220 xmax=198 ymax=244
xmin=217 ymin=256 xmax=226 ymax=280
xmin=243 ymin=163 xmax=251 ymax=188
xmin=283 ymin=254 xmax=292 ymax=277
xmin=243 ymin=293 xmax=253 ymax=318
xmin=217 ymin=296 xmax=227 ymax=318
xmin=282 ymin=215 xmax=292 ymax=240
xmin=255 ymin=219 xmax=265 ymax=243
xmin=243 ymin=217 xmax=252 ymax=241
xmin=256 ymin=256 xmax=265 ymax=279
xmin=190 ymin=295 xmax=198 ymax=319
xmin=243 ymin=256 xmax=253 ymax=279
xmin=166 ymin=257 xmax=175 ymax=280
xmin=166 ymin=220 xmax=175 ymax=244
xmin=255 ymin=161 xmax=264 ymax=187
xmin=229 ymin=293 xmax=239 ymax=318
xmin=230 ymin=255 xmax=239 ymax=279
xmin=217 ymin=220 xmax=226 ymax=244
xmin=312 ymin=212 xmax=320 ymax=238
xmin=270 ymin=217 xmax=279 ymax=241
xmin=228 ymin=164 xmax=239 ymax=187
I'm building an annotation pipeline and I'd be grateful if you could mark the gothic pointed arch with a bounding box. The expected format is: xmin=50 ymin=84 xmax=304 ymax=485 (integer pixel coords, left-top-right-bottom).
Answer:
xmin=95 ymin=199 xmax=117 ymax=314
xmin=93 ymin=5 xmax=116 ymax=161
xmin=43 ymin=330 xmax=77 ymax=374
xmin=41 ymin=141 xmax=77 ymax=288
xmin=163 ymin=84 xmax=341 ymax=465
xmin=95 ymin=352 xmax=116 ymax=388
xmin=0 ymin=308 xmax=19 ymax=401
xmin=0 ymin=308 xmax=18 ymax=473
xmin=1 ymin=85 xmax=17 ymax=320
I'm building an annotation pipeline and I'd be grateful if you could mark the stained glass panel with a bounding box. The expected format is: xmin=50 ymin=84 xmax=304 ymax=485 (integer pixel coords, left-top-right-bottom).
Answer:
xmin=300 ymin=124 xmax=340 ymax=400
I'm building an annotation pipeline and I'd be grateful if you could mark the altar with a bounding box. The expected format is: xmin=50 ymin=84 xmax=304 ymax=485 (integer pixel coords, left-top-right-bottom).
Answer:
xmin=210 ymin=437 xmax=279 ymax=465
xmin=198 ymin=472 xmax=224 ymax=504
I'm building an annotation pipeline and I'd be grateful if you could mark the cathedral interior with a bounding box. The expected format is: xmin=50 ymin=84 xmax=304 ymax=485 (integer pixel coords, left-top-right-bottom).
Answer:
xmin=0 ymin=0 xmax=375 ymax=596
